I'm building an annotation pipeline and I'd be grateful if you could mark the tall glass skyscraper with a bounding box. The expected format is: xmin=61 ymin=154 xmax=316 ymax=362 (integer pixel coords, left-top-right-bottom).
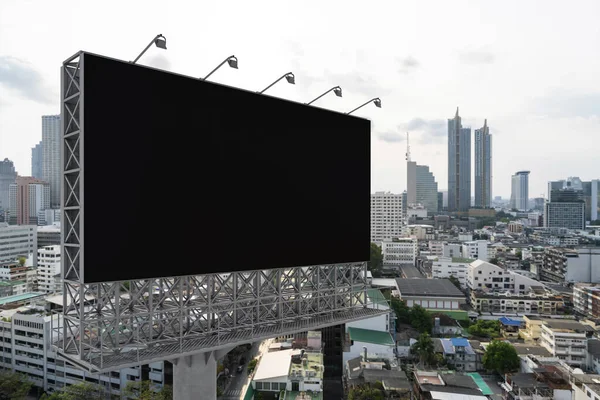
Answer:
xmin=447 ymin=108 xmax=471 ymax=212
xmin=42 ymin=115 xmax=61 ymax=208
xmin=0 ymin=159 xmax=17 ymax=212
xmin=31 ymin=141 xmax=43 ymax=179
xmin=407 ymin=161 xmax=438 ymax=213
xmin=511 ymin=171 xmax=530 ymax=211
xmin=474 ymin=120 xmax=492 ymax=208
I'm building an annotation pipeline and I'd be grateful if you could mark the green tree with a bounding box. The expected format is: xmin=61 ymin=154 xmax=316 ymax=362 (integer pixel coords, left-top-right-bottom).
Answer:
xmin=515 ymin=250 xmax=522 ymax=259
xmin=123 ymin=380 xmax=173 ymax=400
xmin=390 ymin=297 xmax=410 ymax=326
xmin=483 ymin=340 xmax=520 ymax=374
xmin=409 ymin=305 xmax=432 ymax=334
xmin=41 ymin=382 xmax=105 ymax=400
xmin=17 ymin=256 xmax=26 ymax=267
xmin=489 ymin=258 xmax=499 ymax=265
xmin=468 ymin=320 xmax=501 ymax=339
xmin=348 ymin=384 xmax=384 ymax=400
xmin=368 ymin=243 xmax=383 ymax=278
xmin=0 ymin=371 xmax=32 ymax=400
xmin=411 ymin=333 xmax=435 ymax=366
xmin=447 ymin=276 xmax=462 ymax=290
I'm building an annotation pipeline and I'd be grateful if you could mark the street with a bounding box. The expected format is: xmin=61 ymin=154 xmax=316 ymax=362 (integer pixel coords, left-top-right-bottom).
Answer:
xmin=220 ymin=338 xmax=274 ymax=400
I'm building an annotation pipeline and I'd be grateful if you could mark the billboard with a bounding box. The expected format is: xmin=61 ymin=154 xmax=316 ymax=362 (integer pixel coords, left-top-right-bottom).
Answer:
xmin=78 ymin=52 xmax=370 ymax=283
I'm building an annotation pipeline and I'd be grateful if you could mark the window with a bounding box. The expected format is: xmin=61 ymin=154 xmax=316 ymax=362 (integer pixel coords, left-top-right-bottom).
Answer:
xmin=587 ymin=391 xmax=591 ymax=398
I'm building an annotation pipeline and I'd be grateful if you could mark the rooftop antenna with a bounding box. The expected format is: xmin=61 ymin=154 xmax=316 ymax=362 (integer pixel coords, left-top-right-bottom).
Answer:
xmin=405 ymin=132 xmax=411 ymax=162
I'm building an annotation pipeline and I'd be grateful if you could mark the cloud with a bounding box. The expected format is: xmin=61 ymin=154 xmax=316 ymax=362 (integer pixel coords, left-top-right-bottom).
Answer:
xmin=377 ymin=131 xmax=405 ymax=143
xmin=146 ymin=54 xmax=172 ymax=71
xmin=532 ymin=89 xmax=600 ymax=118
xmin=458 ymin=51 xmax=495 ymax=64
xmin=399 ymin=118 xmax=447 ymax=142
xmin=398 ymin=56 xmax=420 ymax=74
xmin=324 ymin=70 xmax=392 ymax=97
xmin=0 ymin=56 xmax=54 ymax=104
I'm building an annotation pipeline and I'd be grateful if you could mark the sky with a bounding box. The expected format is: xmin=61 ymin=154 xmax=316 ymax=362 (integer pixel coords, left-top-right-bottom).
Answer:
xmin=0 ymin=0 xmax=599 ymax=198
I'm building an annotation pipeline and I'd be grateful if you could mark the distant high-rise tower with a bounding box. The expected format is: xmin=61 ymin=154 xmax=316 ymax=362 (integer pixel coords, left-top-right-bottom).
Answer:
xmin=31 ymin=141 xmax=43 ymax=179
xmin=510 ymin=171 xmax=530 ymax=211
xmin=370 ymin=191 xmax=403 ymax=243
xmin=0 ymin=159 xmax=17 ymax=211
xmin=8 ymin=176 xmax=50 ymax=225
xmin=406 ymin=132 xmax=438 ymax=213
xmin=474 ymin=120 xmax=492 ymax=208
xmin=447 ymin=107 xmax=471 ymax=212
xmin=42 ymin=115 xmax=61 ymax=208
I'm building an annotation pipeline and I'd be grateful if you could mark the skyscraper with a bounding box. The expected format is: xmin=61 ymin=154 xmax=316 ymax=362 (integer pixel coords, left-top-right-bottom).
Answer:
xmin=545 ymin=184 xmax=585 ymax=230
xmin=8 ymin=176 xmax=50 ymax=225
xmin=370 ymin=191 xmax=403 ymax=243
xmin=42 ymin=115 xmax=61 ymax=208
xmin=31 ymin=141 xmax=43 ymax=179
xmin=510 ymin=171 xmax=530 ymax=211
xmin=474 ymin=120 xmax=492 ymax=208
xmin=447 ymin=107 xmax=471 ymax=211
xmin=407 ymin=161 xmax=438 ymax=213
xmin=0 ymin=159 xmax=17 ymax=212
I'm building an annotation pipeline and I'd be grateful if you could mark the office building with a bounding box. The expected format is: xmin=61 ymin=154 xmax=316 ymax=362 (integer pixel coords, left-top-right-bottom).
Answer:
xmin=31 ymin=142 xmax=43 ymax=180
xmin=474 ymin=120 xmax=492 ymax=208
xmin=0 ymin=159 xmax=17 ymax=212
xmin=42 ymin=115 xmax=61 ymax=208
xmin=544 ymin=184 xmax=585 ymax=230
xmin=381 ymin=238 xmax=418 ymax=265
xmin=8 ymin=177 xmax=50 ymax=225
xmin=370 ymin=192 xmax=403 ymax=243
xmin=540 ymin=247 xmax=600 ymax=283
xmin=0 ymin=223 xmax=37 ymax=266
xmin=407 ymin=161 xmax=438 ymax=214
xmin=437 ymin=192 xmax=443 ymax=212
xmin=37 ymin=224 xmax=60 ymax=248
xmin=510 ymin=171 xmax=530 ymax=211
xmin=583 ymin=179 xmax=599 ymax=222
xmin=447 ymin=108 xmax=471 ymax=212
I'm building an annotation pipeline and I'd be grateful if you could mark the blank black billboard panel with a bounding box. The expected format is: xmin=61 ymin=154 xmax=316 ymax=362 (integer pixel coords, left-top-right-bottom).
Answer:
xmin=81 ymin=52 xmax=370 ymax=283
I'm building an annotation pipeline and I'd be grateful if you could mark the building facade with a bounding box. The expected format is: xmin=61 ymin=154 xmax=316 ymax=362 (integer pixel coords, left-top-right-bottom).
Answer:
xmin=474 ymin=120 xmax=492 ymax=208
xmin=431 ymin=257 xmax=473 ymax=289
xmin=31 ymin=142 xmax=43 ymax=180
xmin=447 ymin=108 xmax=472 ymax=212
xmin=541 ymin=248 xmax=600 ymax=283
xmin=37 ymin=246 xmax=61 ymax=294
xmin=539 ymin=320 xmax=591 ymax=367
xmin=511 ymin=171 xmax=530 ymax=211
xmin=0 ymin=223 xmax=37 ymax=266
xmin=381 ymin=238 xmax=418 ymax=265
xmin=370 ymin=192 xmax=403 ymax=243
xmin=407 ymin=161 xmax=438 ymax=214
xmin=0 ymin=159 xmax=17 ymax=213
xmin=41 ymin=115 xmax=61 ymax=208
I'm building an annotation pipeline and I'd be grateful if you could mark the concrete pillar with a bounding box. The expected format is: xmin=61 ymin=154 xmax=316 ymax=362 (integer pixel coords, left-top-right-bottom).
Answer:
xmin=171 ymin=348 xmax=233 ymax=400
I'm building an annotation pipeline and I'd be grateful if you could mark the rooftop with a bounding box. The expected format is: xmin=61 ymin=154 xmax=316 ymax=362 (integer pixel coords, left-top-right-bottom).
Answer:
xmin=452 ymin=257 xmax=475 ymax=263
xmin=0 ymin=292 xmax=45 ymax=306
xmin=499 ymin=317 xmax=523 ymax=327
xmin=289 ymin=351 xmax=323 ymax=380
xmin=542 ymin=320 xmax=594 ymax=332
xmin=367 ymin=288 xmax=389 ymax=308
xmin=511 ymin=344 xmax=552 ymax=357
xmin=347 ymin=327 xmax=394 ymax=346
xmin=253 ymin=349 xmax=298 ymax=381
xmin=395 ymin=278 xmax=464 ymax=298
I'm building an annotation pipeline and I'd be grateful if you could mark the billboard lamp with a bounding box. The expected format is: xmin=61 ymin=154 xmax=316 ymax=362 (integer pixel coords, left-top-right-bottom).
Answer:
xmin=347 ymin=97 xmax=381 ymax=115
xmin=306 ymin=86 xmax=343 ymax=105
xmin=259 ymin=72 xmax=295 ymax=94
xmin=132 ymin=34 xmax=167 ymax=64
xmin=203 ymin=55 xmax=238 ymax=81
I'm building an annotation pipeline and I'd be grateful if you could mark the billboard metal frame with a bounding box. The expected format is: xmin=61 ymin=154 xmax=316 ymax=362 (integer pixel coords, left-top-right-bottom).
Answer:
xmin=54 ymin=51 xmax=384 ymax=373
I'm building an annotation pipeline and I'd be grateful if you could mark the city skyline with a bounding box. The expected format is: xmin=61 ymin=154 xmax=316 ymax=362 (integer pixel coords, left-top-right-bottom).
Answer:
xmin=1 ymin=1 xmax=600 ymax=198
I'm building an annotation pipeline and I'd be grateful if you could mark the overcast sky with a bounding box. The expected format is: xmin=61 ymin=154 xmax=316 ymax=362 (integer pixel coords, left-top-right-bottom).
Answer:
xmin=1 ymin=0 xmax=599 ymax=198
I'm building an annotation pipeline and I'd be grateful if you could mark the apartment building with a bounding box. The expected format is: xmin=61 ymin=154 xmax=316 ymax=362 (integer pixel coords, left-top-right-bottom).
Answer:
xmin=0 ymin=223 xmax=37 ymax=266
xmin=462 ymin=240 xmax=489 ymax=261
xmin=37 ymin=246 xmax=60 ymax=294
xmin=470 ymin=291 xmax=564 ymax=314
xmin=428 ymin=241 xmax=445 ymax=257
xmin=539 ymin=320 xmax=594 ymax=368
xmin=431 ymin=257 xmax=473 ymax=289
xmin=370 ymin=192 xmax=403 ymax=243
xmin=574 ymin=283 xmax=600 ymax=319
xmin=467 ymin=260 xmax=542 ymax=295
xmin=381 ymin=238 xmax=418 ymax=265
xmin=541 ymin=248 xmax=600 ymax=283
xmin=0 ymin=306 xmax=171 ymax=395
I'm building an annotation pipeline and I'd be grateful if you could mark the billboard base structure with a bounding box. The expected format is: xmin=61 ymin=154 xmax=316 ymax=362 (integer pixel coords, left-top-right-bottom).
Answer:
xmin=52 ymin=263 xmax=387 ymax=373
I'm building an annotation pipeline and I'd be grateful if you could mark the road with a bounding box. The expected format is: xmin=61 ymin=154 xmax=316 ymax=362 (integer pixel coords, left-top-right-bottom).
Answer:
xmin=220 ymin=338 xmax=274 ymax=400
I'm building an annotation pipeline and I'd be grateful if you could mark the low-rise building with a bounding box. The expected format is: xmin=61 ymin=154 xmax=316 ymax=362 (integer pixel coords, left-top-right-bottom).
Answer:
xmin=395 ymin=278 xmax=466 ymax=310
xmin=462 ymin=240 xmax=489 ymax=262
xmin=435 ymin=338 xmax=481 ymax=372
xmin=381 ymin=238 xmax=418 ymax=265
xmin=431 ymin=257 xmax=473 ymax=289
xmin=499 ymin=317 xmax=525 ymax=339
xmin=501 ymin=367 xmax=572 ymax=400
xmin=344 ymin=327 xmax=395 ymax=365
xmin=541 ymin=247 xmax=600 ymax=283
xmin=540 ymin=320 xmax=594 ymax=368
xmin=574 ymin=283 xmax=600 ymax=319
xmin=470 ymin=289 xmax=564 ymax=314
xmin=37 ymin=246 xmax=60 ymax=294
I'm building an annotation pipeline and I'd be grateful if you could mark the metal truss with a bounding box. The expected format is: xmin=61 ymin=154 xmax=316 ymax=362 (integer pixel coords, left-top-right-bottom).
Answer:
xmin=55 ymin=51 xmax=386 ymax=373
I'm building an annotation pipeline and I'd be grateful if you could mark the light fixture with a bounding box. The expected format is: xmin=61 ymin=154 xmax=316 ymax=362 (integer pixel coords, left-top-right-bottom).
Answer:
xmin=306 ymin=86 xmax=343 ymax=105
xmin=259 ymin=72 xmax=295 ymax=94
xmin=347 ymin=97 xmax=382 ymax=115
xmin=203 ymin=55 xmax=239 ymax=81
xmin=132 ymin=34 xmax=167 ymax=64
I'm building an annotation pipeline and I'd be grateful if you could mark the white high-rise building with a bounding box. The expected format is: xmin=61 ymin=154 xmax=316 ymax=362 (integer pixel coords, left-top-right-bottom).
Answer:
xmin=0 ymin=223 xmax=37 ymax=266
xmin=370 ymin=191 xmax=403 ymax=243
xmin=42 ymin=115 xmax=61 ymax=208
xmin=381 ymin=238 xmax=418 ymax=265
xmin=510 ymin=171 xmax=530 ymax=211
xmin=37 ymin=245 xmax=61 ymax=293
